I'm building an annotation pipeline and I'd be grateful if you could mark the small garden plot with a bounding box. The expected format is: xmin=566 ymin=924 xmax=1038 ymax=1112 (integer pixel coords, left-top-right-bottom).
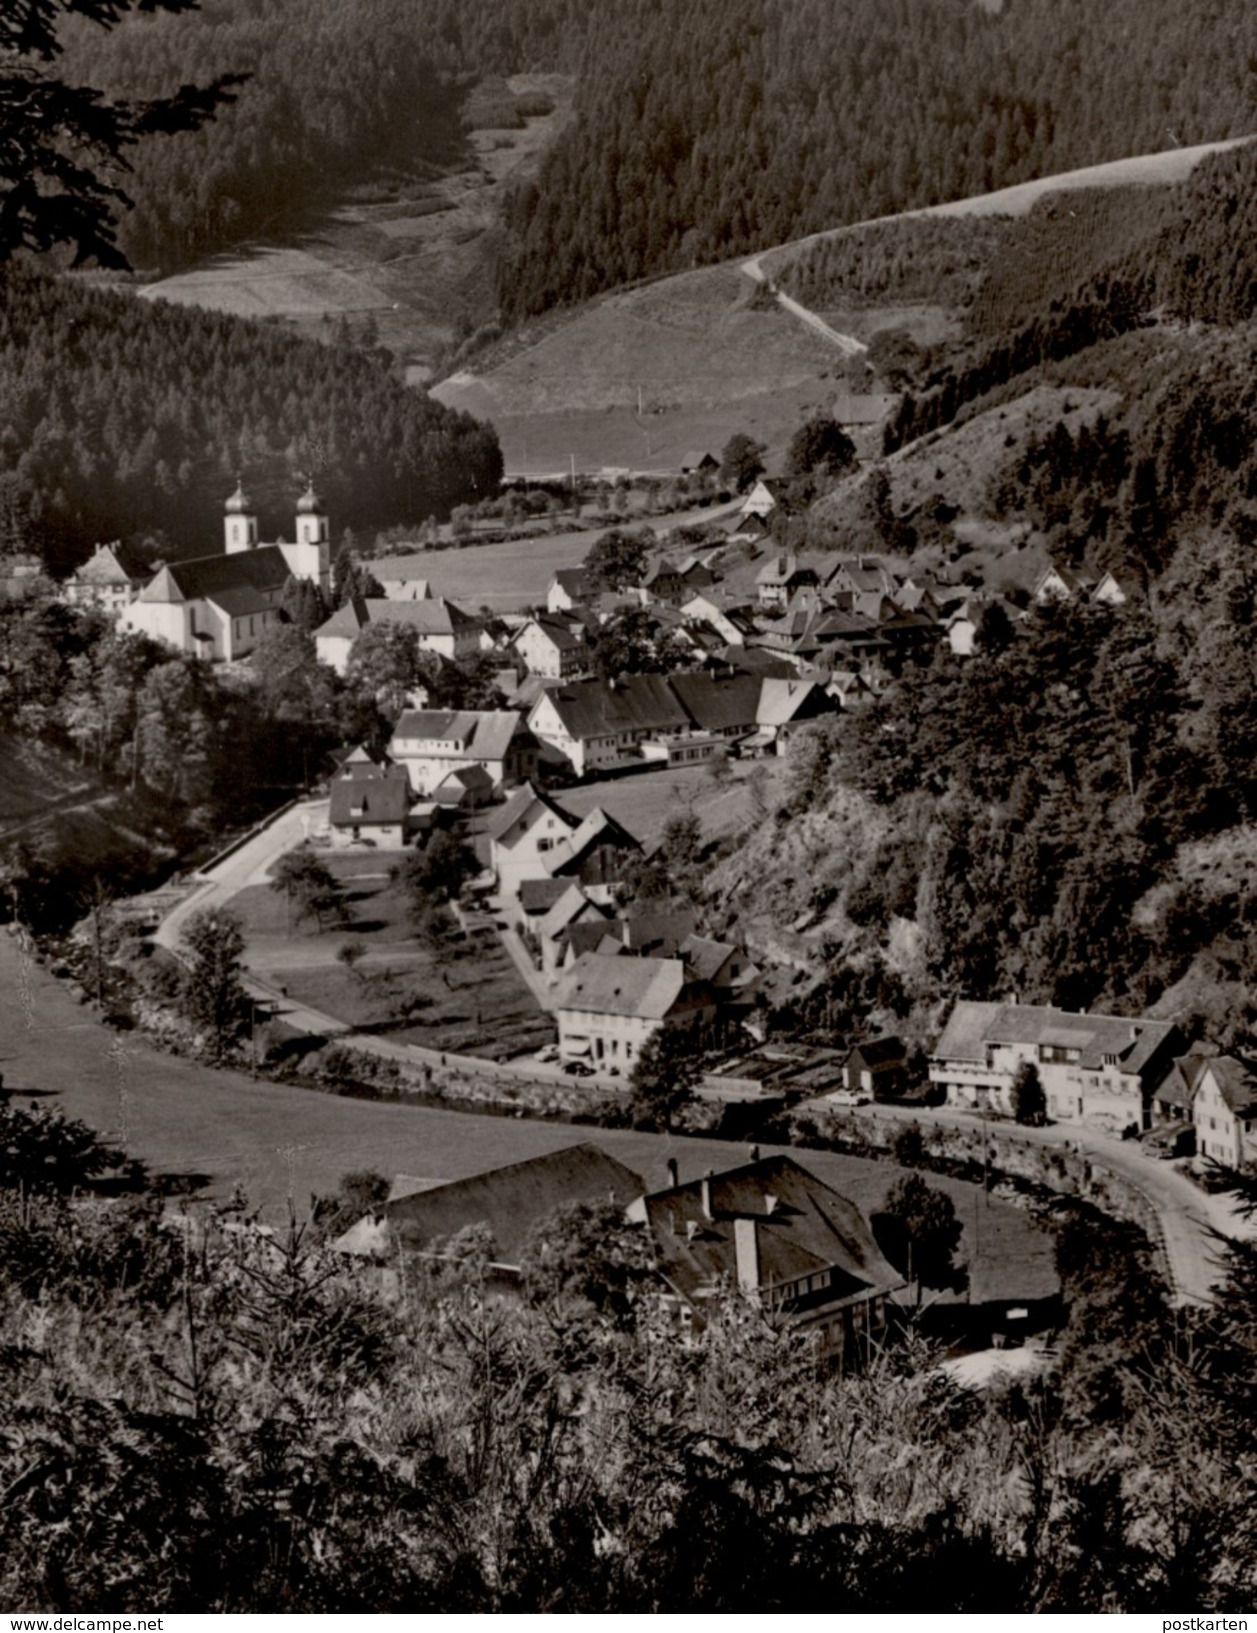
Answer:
xmin=230 ymin=847 xmax=553 ymax=1057
xmin=269 ymin=924 xmax=552 ymax=1058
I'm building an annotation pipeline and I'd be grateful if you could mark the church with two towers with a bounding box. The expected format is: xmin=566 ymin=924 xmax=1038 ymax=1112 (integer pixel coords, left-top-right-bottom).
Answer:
xmin=117 ymin=484 xmax=331 ymax=662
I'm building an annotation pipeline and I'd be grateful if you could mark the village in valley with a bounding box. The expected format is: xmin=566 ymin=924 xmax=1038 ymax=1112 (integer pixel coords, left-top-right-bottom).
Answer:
xmin=9 ymin=0 xmax=1257 ymax=1608
xmin=31 ymin=420 xmax=1253 ymax=1353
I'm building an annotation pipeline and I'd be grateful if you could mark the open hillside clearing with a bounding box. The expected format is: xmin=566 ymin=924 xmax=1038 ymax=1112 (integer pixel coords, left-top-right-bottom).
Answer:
xmin=378 ymin=495 xmax=741 ymax=610
xmin=138 ymin=74 xmax=575 ymax=370
xmin=436 ymin=135 xmax=1253 ymax=476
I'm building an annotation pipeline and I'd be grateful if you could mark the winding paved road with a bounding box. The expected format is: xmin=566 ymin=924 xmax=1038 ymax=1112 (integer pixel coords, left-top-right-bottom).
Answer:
xmin=849 ymin=1100 xmax=1249 ymax=1305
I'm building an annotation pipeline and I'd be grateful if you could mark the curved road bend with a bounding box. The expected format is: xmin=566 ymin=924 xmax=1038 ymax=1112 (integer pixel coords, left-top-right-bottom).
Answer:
xmin=154 ymin=799 xmax=329 ymax=956
xmin=852 ymin=1100 xmax=1248 ymax=1305
xmin=0 ymin=928 xmax=987 ymax=1228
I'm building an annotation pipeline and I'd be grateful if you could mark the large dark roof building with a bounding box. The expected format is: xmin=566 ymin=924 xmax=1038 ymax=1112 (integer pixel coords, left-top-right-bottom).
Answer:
xmin=335 ymin=1144 xmax=646 ymax=1282
xmin=628 ymin=1155 xmax=903 ymax=1355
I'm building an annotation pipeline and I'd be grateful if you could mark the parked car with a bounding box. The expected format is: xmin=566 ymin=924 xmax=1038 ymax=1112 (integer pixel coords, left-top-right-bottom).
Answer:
xmin=535 ymin=1044 xmax=559 ymax=1064
xmin=562 ymin=1060 xmax=595 ymax=1078
xmin=827 ymin=1088 xmax=871 ymax=1108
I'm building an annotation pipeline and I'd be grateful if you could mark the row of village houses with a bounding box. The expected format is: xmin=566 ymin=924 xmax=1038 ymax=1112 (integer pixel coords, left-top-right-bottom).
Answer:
xmin=323 ymin=663 xmax=838 ymax=844
xmin=59 ymin=486 xmax=1128 ymax=688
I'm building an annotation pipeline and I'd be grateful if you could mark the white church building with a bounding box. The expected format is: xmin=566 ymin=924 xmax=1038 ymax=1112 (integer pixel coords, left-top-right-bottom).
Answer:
xmin=119 ymin=484 xmax=331 ymax=662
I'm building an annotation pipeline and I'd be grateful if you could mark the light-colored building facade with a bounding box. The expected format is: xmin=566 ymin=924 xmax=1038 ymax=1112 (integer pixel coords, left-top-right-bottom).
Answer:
xmin=63 ymin=541 xmax=149 ymax=612
xmin=328 ymin=764 xmax=414 ymax=849
xmin=486 ymin=784 xmax=582 ymax=899
xmin=553 ymin=952 xmax=716 ymax=1070
xmin=527 ymin=674 xmax=692 ymax=776
xmin=119 ymin=485 xmax=330 ymax=661
xmin=1192 ymin=1057 xmax=1257 ymax=1169
xmin=389 ymin=708 xmax=537 ymax=796
xmin=510 ymin=615 xmax=590 ymax=679
xmin=930 ymin=1000 xmax=1183 ymax=1131
xmin=314 ymin=595 xmax=482 ymax=676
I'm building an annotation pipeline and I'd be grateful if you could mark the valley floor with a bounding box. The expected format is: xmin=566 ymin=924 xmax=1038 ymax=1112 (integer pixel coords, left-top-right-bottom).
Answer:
xmin=0 ymin=929 xmax=1054 ymax=1316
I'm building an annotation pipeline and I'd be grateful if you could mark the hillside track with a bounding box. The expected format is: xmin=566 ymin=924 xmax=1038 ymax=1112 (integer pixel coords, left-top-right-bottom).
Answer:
xmin=740 ymin=135 xmax=1256 ymax=360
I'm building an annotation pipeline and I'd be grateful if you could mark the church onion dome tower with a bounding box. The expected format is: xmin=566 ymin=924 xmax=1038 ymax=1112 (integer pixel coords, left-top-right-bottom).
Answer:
xmin=290 ymin=482 xmax=331 ymax=589
xmin=223 ymin=480 xmax=258 ymax=553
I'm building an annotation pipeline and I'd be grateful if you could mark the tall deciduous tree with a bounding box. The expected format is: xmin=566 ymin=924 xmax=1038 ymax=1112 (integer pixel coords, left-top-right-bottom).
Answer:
xmin=344 ymin=621 xmax=422 ymax=717
xmin=250 ymin=624 xmax=334 ymax=727
xmin=1011 ymin=1060 xmax=1047 ymax=1126
xmin=784 ymin=416 xmax=857 ymax=480
xmin=877 ymin=1172 xmax=964 ymax=1297
xmin=719 ymin=433 xmax=766 ymax=493
xmin=270 ymin=848 xmax=340 ymax=932
xmin=591 ymin=606 xmax=690 ymax=679
xmin=135 ymin=658 xmax=214 ymax=803
xmin=178 ymin=906 xmax=248 ymax=1059
xmin=394 ymin=830 xmax=476 ymax=911
xmin=583 ymin=527 xmax=652 ymax=592
xmin=628 ymin=1020 xmax=704 ymax=1130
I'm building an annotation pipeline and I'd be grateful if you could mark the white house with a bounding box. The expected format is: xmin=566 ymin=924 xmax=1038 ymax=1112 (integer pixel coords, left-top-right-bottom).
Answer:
xmin=756 ymin=552 xmax=817 ymax=611
xmin=327 ymin=763 xmax=414 ymax=849
xmin=313 ymin=595 xmax=483 ymax=676
xmin=547 ymin=568 xmax=592 ymax=614
xmin=389 ymin=709 xmax=538 ymax=796
xmin=1033 ymin=564 xmax=1097 ymax=604
xmin=486 ymin=784 xmax=583 ymax=899
xmin=1192 ymin=1056 xmax=1257 ymax=1170
xmin=119 ymin=485 xmax=331 ymax=662
xmin=740 ymin=478 xmax=784 ymax=520
xmin=527 ymin=674 xmax=692 ymax=777
xmin=1093 ymin=571 xmax=1128 ymax=607
xmin=552 ymin=952 xmax=717 ymax=1070
xmin=681 ymin=592 xmax=756 ymax=647
xmin=62 ymin=540 xmax=148 ymax=613
xmin=510 ymin=615 xmax=590 ymax=679
xmin=944 ymin=599 xmax=980 ymax=657
xmin=930 ymin=1001 xmax=1184 ymax=1131
xmin=486 ymin=782 xmax=642 ymax=913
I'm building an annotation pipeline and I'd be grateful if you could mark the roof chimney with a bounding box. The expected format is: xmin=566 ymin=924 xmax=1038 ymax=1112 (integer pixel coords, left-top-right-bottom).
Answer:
xmin=734 ymin=1217 xmax=760 ymax=1297
xmin=666 ymin=1157 xmax=679 ymax=1189
xmin=764 ymin=1193 xmax=778 ymax=1216
xmin=700 ymin=1168 xmax=713 ymax=1219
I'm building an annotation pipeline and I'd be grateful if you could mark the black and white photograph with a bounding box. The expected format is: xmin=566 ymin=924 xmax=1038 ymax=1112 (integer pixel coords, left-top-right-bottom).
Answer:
xmin=3 ymin=0 xmax=1257 ymax=1616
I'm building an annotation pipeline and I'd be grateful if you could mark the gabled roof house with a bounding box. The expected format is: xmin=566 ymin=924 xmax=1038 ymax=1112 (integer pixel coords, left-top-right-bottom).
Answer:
xmin=627 ymin=1155 xmax=903 ymax=1355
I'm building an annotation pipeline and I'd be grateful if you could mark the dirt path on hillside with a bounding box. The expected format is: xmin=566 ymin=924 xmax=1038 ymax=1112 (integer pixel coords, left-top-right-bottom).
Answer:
xmin=739 ymin=136 xmax=1257 ymax=367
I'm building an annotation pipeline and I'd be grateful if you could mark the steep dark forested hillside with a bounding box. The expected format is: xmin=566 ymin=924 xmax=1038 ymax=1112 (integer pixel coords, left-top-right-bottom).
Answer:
xmin=876 ymin=141 xmax=1257 ymax=458
xmin=0 ymin=269 xmax=502 ymax=573
xmin=496 ymin=0 xmax=1257 ymax=318
xmin=721 ymin=135 xmax=1257 ymax=1057
xmin=58 ymin=0 xmax=1257 ymax=303
xmin=59 ymin=0 xmax=590 ymax=270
